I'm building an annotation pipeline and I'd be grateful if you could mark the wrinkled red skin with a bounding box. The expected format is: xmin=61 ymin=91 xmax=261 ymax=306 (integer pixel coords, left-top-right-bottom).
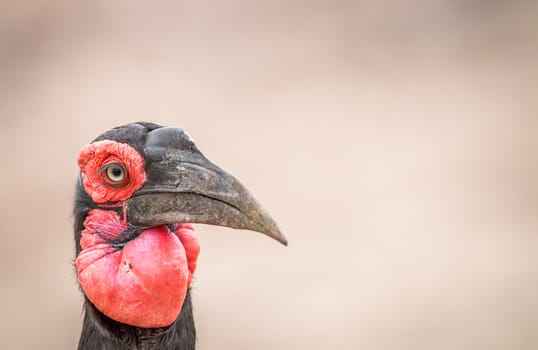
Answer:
xmin=75 ymin=140 xmax=200 ymax=328
xmin=78 ymin=140 xmax=146 ymax=204
xmin=76 ymin=210 xmax=200 ymax=328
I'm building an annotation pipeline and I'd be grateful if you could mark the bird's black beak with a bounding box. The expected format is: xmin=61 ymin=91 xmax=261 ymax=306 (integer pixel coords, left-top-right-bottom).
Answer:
xmin=125 ymin=127 xmax=287 ymax=246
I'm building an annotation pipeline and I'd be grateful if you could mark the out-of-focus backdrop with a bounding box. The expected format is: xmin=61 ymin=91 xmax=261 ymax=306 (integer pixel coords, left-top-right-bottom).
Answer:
xmin=1 ymin=1 xmax=537 ymax=349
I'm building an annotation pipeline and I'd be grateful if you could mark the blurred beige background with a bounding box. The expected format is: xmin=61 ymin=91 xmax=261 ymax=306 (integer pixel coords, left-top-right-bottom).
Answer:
xmin=1 ymin=1 xmax=537 ymax=349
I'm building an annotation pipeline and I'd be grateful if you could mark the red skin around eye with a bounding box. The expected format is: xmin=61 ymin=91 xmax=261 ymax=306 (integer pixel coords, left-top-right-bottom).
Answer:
xmin=78 ymin=140 xmax=146 ymax=203
xmin=75 ymin=210 xmax=200 ymax=328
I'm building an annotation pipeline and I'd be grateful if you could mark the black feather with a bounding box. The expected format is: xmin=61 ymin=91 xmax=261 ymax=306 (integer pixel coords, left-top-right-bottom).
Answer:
xmin=76 ymin=292 xmax=196 ymax=350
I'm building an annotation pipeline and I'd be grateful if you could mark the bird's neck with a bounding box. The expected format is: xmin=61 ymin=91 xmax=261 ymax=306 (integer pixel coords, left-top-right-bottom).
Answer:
xmin=77 ymin=290 xmax=196 ymax=350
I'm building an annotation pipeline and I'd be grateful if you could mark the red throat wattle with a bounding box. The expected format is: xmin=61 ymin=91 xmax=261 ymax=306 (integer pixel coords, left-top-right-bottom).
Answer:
xmin=75 ymin=210 xmax=200 ymax=328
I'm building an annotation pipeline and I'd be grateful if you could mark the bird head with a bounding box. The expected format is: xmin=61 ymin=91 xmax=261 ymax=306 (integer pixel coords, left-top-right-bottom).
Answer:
xmin=73 ymin=122 xmax=286 ymax=328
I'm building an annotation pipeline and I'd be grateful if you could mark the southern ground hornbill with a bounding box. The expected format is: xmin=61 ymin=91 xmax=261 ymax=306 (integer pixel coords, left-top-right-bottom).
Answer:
xmin=73 ymin=122 xmax=287 ymax=349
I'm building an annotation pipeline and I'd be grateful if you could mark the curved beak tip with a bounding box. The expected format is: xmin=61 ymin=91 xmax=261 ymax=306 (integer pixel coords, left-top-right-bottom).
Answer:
xmin=266 ymin=227 xmax=288 ymax=246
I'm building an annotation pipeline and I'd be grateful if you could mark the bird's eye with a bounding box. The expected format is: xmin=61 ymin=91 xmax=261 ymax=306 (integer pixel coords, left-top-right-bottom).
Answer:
xmin=102 ymin=163 xmax=127 ymax=184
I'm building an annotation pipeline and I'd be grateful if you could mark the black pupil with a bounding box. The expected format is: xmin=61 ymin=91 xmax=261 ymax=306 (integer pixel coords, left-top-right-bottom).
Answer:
xmin=111 ymin=167 xmax=123 ymax=178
